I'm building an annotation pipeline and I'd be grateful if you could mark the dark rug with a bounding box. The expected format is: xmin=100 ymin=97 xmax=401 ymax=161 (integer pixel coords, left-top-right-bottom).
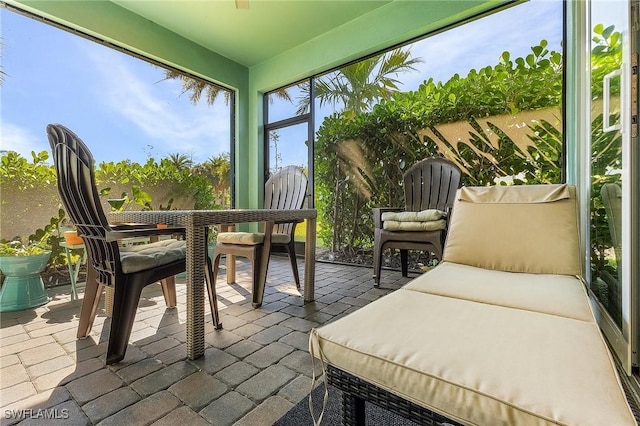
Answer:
xmin=275 ymin=383 xmax=421 ymax=426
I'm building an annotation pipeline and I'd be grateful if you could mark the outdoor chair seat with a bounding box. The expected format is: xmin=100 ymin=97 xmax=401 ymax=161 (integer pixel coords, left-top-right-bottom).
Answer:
xmin=119 ymin=238 xmax=186 ymax=273
xmin=381 ymin=220 xmax=445 ymax=232
xmin=373 ymin=157 xmax=461 ymax=286
xmin=216 ymin=232 xmax=291 ymax=245
xmin=310 ymin=184 xmax=636 ymax=426
xmin=212 ymin=165 xmax=308 ymax=307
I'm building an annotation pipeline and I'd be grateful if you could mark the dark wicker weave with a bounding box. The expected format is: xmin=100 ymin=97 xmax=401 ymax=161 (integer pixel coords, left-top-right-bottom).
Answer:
xmin=328 ymin=363 xmax=640 ymax=426
xmin=326 ymin=365 xmax=461 ymax=426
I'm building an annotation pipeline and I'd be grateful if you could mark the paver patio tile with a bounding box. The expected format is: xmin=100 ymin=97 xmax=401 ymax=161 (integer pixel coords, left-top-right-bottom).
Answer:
xmin=26 ymin=355 xmax=75 ymax=379
xmin=244 ymin=342 xmax=294 ymax=369
xmin=169 ymin=371 xmax=228 ymax=410
xmin=106 ymin=346 xmax=148 ymax=369
xmin=0 ymin=381 xmax=36 ymax=406
xmin=279 ymin=316 xmax=318 ymax=332
xmin=16 ymin=399 xmax=89 ymax=426
xmin=130 ymin=361 xmax=198 ymax=397
xmin=155 ymin=344 xmax=188 ymax=365
xmin=248 ymin=325 xmax=292 ymax=345
xmin=71 ymin=341 xmax=108 ymax=362
xmin=1 ymin=333 xmax=30 ymax=347
xmin=236 ymin=365 xmax=296 ymax=402
xmin=304 ymin=311 xmax=334 ymax=324
xmin=1 ymin=363 xmax=29 ymax=388
xmin=190 ymin=347 xmax=237 ymax=374
xmin=252 ymin=312 xmax=290 ymax=328
xmin=32 ymin=365 xmax=77 ymax=392
xmin=18 ymin=342 xmax=67 ymax=367
xmin=2 ymin=386 xmax=70 ymax=425
xmin=0 ymin=323 xmax=25 ymax=338
xmin=57 ymin=358 xmax=104 ymax=386
xmin=0 ymin=354 xmax=20 ymax=368
xmin=199 ymin=391 xmax=255 ymax=426
xmin=28 ymin=321 xmax=77 ymax=339
xmin=81 ymin=386 xmax=140 ymax=424
xmin=232 ymin=323 xmax=265 ymax=338
xmin=278 ymin=330 xmax=310 ymax=351
xmin=319 ymin=301 xmax=351 ymax=316
xmin=0 ymin=336 xmax=55 ymax=357
xmin=151 ymin=406 xmax=210 ymax=426
xmin=98 ymin=390 xmax=181 ymax=426
xmin=204 ymin=329 xmax=243 ymax=349
xmin=213 ymin=315 xmax=247 ymax=331
xmin=279 ymin=350 xmax=314 ymax=377
xmin=235 ymin=395 xmax=293 ymax=426
xmin=65 ymin=369 xmax=124 ymax=405
xmin=139 ymin=336 xmax=180 ymax=357
xmin=115 ymin=358 xmax=163 ymax=384
xmin=214 ymin=361 xmax=259 ymax=387
xmin=224 ymin=340 xmax=262 ymax=359
xmin=278 ymin=374 xmax=313 ymax=403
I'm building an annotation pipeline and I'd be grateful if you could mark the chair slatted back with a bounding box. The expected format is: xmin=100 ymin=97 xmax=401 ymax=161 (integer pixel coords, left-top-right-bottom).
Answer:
xmin=403 ymin=158 xmax=461 ymax=212
xmin=265 ymin=166 xmax=308 ymax=235
xmin=48 ymin=124 xmax=120 ymax=287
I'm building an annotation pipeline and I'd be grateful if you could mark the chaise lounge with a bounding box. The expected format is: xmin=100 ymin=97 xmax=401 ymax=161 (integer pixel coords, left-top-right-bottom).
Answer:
xmin=310 ymin=184 xmax=637 ymax=425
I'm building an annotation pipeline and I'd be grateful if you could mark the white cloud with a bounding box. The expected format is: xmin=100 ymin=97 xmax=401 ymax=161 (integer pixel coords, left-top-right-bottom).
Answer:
xmin=82 ymin=47 xmax=230 ymax=163
xmin=0 ymin=122 xmax=45 ymax=157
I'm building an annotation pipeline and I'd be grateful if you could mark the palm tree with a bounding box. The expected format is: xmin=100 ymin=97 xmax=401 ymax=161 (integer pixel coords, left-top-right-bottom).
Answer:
xmin=194 ymin=153 xmax=231 ymax=207
xmin=295 ymin=47 xmax=422 ymax=115
xmin=163 ymin=70 xmax=231 ymax=105
xmin=162 ymin=69 xmax=292 ymax=106
xmin=167 ymin=153 xmax=193 ymax=170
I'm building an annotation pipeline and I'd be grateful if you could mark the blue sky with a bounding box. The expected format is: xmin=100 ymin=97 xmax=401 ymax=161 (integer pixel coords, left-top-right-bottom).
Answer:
xmin=1 ymin=1 xmax=563 ymax=166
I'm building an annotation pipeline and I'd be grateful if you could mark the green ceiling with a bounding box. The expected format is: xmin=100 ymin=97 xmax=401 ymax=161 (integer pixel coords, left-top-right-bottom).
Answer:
xmin=113 ymin=0 xmax=393 ymax=68
xmin=5 ymin=0 xmax=513 ymax=92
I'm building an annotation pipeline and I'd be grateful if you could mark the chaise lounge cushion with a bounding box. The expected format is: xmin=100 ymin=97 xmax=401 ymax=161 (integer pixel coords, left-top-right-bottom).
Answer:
xmin=443 ymin=184 xmax=581 ymax=275
xmin=311 ymin=287 xmax=636 ymax=426
xmin=404 ymin=262 xmax=594 ymax=322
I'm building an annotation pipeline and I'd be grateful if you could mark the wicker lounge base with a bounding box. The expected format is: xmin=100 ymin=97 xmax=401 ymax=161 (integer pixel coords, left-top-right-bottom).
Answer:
xmin=326 ymin=365 xmax=461 ymax=426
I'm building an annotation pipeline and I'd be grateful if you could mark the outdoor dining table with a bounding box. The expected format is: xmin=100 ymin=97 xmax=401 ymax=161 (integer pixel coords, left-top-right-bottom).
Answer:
xmin=108 ymin=208 xmax=317 ymax=360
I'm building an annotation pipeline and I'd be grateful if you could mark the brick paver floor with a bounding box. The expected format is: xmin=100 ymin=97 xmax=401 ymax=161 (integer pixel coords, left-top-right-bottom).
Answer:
xmin=0 ymin=256 xmax=413 ymax=425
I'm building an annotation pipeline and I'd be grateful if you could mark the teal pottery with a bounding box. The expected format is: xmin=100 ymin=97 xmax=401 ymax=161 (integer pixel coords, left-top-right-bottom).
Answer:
xmin=0 ymin=252 xmax=51 ymax=312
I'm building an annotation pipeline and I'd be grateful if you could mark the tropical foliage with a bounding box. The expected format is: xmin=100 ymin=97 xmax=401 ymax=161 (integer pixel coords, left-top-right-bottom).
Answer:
xmin=1 ymin=151 xmax=231 ymax=269
xmin=315 ymin=40 xmax=563 ymax=253
xmin=296 ymin=48 xmax=422 ymax=116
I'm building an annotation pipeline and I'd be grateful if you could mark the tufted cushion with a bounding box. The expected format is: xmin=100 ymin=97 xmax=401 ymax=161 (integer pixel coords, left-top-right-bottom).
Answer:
xmin=120 ymin=239 xmax=185 ymax=273
xmin=381 ymin=209 xmax=445 ymax=222
xmin=383 ymin=219 xmax=445 ymax=232
xmin=216 ymin=232 xmax=290 ymax=245
xmin=443 ymin=184 xmax=581 ymax=275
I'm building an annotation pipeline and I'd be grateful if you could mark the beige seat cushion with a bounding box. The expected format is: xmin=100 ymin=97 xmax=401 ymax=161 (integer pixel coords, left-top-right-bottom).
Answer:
xmin=311 ymin=289 xmax=635 ymax=426
xmin=443 ymin=184 xmax=581 ymax=275
xmin=404 ymin=262 xmax=594 ymax=322
xmin=217 ymin=232 xmax=290 ymax=245
xmin=383 ymin=219 xmax=445 ymax=231
xmin=120 ymin=238 xmax=185 ymax=273
xmin=381 ymin=209 xmax=445 ymax=222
